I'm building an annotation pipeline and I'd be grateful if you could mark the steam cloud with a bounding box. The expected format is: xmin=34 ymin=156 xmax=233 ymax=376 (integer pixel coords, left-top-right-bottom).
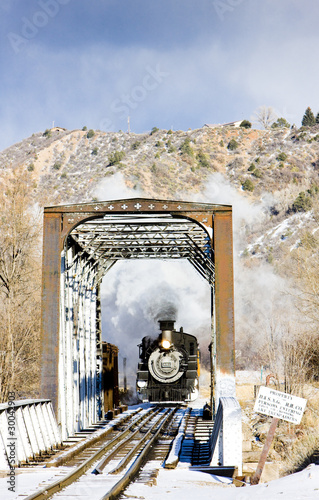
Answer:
xmin=146 ymin=284 xmax=179 ymax=322
xmin=98 ymin=171 xmax=292 ymax=388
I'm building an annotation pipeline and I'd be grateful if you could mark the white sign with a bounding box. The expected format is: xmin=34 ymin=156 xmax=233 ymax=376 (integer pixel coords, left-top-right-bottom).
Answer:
xmin=254 ymin=386 xmax=307 ymax=424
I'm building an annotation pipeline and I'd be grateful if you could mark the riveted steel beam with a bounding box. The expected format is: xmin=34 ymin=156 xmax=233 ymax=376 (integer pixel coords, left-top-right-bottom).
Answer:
xmin=41 ymin=212 xmax=63 ymax=416
xmin=213 ymin=211 xmax=235 ymax=399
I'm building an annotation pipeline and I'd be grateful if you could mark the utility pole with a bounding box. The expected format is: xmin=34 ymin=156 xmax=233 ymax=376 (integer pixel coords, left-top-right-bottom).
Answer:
xmin=127 ymin=116 xmax=130 ymax=134
xmin=123 ymin=357 xmax=127 ymax=393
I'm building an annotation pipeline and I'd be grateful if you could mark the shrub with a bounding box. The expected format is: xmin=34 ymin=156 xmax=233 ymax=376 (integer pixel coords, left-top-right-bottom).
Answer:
xmin=293 ymin=131 xmax=308 ymax=142
xmin=277 ymin=152 xmax=287 ymax=162
xmin=155 ymin=140 xmax=163 ymax=147
xmin=240 ymin=120 xmax=252 ymax=129
xmin=292 ymin=192 xmax=312 ymax=212
xmin=219 ymin=140 xmax=224 ymax=147
xmin=150 ymin=126 xmax=159 ymax=135
xmin=271 ymin=117 xmax=291 ymax=129
xmin=307 ymin=184 xmax=319 ymax=197
xmin=87 ymin=129 xmax=95 ymax=139
xmin=196 ymin=150 xmax=210 ymax=168
xmin=82 ymin=126 xmax=87 ymax=131
xmin=180 ymin=137 xmax=194 ymax=156
xmin=131 ymin=141 xmax=140 ymax=150
xmin=52 ymin=162 xmax=61 ymax=170
xmin=92 ymin=147 xmax=98 ymax=155
xmin=43 ymin=129 xmax=51 ymax=138
xmin=242 ymin=179 xmax=254 ymax=191
xmin=267 ymin=252 xmax=273 ymax=264
xmin=227 ymin=139 xmax=239 ymax=151
xmin=167 ymin=129 xmax=173 ymax=134
xmin=27 ymin=163 xmax=34 ymax=172
xmin=300 ymin=231 xmax=317 ymax=249
xmin=108 ymin=150 xmax=125 ymax=166
xmin=167 ymin=140 xmax=176 ymax=153
xmin=248 ymin=163 xmax=256 ymax=171
xmin=252 ymin=168 xmax=262 ymax=178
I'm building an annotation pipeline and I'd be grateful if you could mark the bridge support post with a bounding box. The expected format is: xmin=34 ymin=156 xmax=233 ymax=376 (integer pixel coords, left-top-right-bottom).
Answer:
xmin=213 ymin=211 xmax=236 ymax=405
xmin=41 ymin=212 xmax=63 ymax=419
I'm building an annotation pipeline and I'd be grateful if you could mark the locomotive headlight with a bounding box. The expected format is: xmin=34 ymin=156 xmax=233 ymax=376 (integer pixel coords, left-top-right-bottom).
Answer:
xmin=137 ymin=380 xmax=147 ymax=388
xmin=161 ymin=339 xmax=171 ymax=349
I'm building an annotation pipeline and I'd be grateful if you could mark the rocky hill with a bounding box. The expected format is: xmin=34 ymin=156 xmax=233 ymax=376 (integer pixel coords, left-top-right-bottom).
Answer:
xmin=1 ymin=124 xmax=319 ymax=267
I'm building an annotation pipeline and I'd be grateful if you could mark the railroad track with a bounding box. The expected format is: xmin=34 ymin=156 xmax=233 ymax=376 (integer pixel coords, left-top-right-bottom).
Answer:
xmin=22 ymin=406 xmax=181 ymax=500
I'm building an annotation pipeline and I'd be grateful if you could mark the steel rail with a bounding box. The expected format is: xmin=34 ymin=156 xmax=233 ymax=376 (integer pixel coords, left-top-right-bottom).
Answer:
xmin=99 ymin=408 xmax=176 ymax=500
xmin=23 ymin=408 xmax=158 ymax=500
xmin=108 ymin=408 xmax=171 ymax=474
xmin=92 ymin=408 xmax=162 ymax=474
xmin=45 ymin=408 xmax=144 ymax=469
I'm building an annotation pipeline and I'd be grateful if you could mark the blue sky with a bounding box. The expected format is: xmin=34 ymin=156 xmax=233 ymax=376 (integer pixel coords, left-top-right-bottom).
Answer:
xmin=1 ymin=0 xmax=319 ymax=150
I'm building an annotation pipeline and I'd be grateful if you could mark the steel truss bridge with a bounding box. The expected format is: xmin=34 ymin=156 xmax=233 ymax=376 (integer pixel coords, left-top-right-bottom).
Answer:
xmin=41 ymin=199 xmax=237 ymax=442
xmin=70 ymin=214 xmax=215 ymax=286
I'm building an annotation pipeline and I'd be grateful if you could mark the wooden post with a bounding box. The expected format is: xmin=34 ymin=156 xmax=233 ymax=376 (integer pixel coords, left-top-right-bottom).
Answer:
xmin=250 ymin=417 xmax=279 ymax=485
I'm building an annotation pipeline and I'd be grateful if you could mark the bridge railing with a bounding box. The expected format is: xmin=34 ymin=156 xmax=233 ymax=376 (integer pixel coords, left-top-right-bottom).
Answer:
xmin=209 ymin=397 xmax=242 ymax=475
xmin=0 ymin=399 xmax=62 ymax=469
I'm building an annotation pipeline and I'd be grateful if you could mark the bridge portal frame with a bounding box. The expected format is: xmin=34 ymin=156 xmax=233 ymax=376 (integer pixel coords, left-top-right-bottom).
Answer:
xmin=41 ymin=198 xmax=235 ymax=438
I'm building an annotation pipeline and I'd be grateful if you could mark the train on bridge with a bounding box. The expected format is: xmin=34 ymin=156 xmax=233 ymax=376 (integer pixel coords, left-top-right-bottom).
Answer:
xmin=136 ymin=320 xmax=200 ymax=403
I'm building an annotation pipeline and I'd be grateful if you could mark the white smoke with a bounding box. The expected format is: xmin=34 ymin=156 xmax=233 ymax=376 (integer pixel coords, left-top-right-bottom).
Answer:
xmin=101 ymin=259 xmax=211 ymax=387
xmin=98 ymin=170 xmax=291 ymax=387
xmin=94 ymin=171 xmax=143 ymax=200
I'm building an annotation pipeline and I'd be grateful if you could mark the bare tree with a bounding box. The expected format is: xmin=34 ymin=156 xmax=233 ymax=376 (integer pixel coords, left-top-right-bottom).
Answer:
xmin=0 ymin=169 xmax=42 ymax=402
xmin=253 ymin=106 xmax=277 ymax=129
xmin=282 ymin=206 xmax=319 ymax=387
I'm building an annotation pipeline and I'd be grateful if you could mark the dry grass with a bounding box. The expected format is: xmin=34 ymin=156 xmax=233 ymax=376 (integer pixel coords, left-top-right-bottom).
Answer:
xmin=282 ymin=432 xmax=319 ymax=475
xmin=279 ymin=385 xmax=319 ymax=475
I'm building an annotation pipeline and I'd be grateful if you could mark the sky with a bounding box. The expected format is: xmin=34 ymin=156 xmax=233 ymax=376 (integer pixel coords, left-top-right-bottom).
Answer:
xmin=1 ymin=0 xmax=319 ymax=151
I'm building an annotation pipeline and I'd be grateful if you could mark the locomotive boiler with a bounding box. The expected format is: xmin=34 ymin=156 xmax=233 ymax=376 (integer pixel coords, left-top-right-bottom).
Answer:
xmin=136 ymin=320 xmax=200 ymax=403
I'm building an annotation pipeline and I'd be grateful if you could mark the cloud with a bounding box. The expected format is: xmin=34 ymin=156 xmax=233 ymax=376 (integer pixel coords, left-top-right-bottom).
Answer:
xmin=2 ymin=1 xmax=319 ymax=150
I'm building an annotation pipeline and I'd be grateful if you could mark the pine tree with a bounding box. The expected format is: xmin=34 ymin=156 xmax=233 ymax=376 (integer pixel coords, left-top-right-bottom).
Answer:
xmin=316 ymin=112 xmax=319 ymax=124
xmin=302 ymin=107 xmax=316 ymax=126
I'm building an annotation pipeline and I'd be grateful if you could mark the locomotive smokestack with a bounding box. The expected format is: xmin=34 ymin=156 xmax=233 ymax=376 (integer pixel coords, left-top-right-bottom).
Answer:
xmin=159 ymin=320 xmax=175 ymax=347
xmin=159 ymin=320 xmax=175 ymax=332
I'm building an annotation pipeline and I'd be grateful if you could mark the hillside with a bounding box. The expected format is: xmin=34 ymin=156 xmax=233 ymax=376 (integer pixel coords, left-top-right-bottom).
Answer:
xmin=2 ymin=126 xmax=319 ymax=474
xmin=1 ymin=124 xmax=318 ymax=266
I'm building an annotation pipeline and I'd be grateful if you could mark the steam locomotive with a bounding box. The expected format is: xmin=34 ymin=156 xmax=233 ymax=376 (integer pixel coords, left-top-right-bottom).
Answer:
xmin=136 ymin=320 xmax=200 ymax=403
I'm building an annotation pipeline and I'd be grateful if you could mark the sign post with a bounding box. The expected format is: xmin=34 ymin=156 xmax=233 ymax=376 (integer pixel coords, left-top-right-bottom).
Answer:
xmin=250 ymin=387 xmax=307 ymax=485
